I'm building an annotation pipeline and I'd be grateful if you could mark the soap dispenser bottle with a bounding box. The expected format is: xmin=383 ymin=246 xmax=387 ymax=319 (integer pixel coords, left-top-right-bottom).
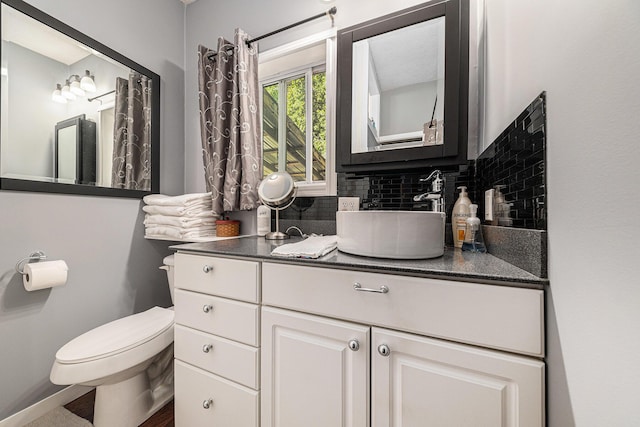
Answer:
xmin=462 ymin=204 xmax=487 ymax=253
xmin=452 ymin=186 xmax=471 ymax=248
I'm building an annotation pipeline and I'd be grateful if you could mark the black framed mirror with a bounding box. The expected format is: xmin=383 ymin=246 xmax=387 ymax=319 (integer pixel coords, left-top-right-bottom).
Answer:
xmin=336 ymin=0 xmax=469 ymax=173
xmin=0 ymin=0 xmax=160 ymax=197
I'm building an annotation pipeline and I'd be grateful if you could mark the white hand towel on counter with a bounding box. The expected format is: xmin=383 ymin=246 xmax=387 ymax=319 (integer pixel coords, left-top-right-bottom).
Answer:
xmin=144 ymin=214 xmax=216 ymax=228
xmin=270 ymin=235 xmax=338 ymax=259
xmin=142 ymin=204 xmax=213 ymax=217
xmin=143 ymin=192 xmax=212 ymax=207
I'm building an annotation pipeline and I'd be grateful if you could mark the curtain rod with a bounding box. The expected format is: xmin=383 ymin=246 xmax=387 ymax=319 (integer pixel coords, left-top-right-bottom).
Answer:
xmin=87 ymin=90 xmax=115 ymax=102
xmin=246 ymin=6 xmax=336 ymax=46
xmin=207 ymin=7 xmax=336 ymax=60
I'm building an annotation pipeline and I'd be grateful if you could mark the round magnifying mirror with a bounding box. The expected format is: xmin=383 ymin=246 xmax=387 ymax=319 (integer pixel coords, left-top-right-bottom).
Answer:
xmin=258 ymin=171 xmax=296 ymax=239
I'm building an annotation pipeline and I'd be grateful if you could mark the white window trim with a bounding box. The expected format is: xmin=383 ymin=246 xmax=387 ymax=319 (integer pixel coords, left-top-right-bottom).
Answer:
xmin=259 ymin=29 xmax=337 ymax=197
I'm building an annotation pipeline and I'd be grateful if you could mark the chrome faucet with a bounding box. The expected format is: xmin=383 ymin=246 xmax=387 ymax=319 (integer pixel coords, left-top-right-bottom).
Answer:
xmin=413 ymin=170 xmax=445 ymax=213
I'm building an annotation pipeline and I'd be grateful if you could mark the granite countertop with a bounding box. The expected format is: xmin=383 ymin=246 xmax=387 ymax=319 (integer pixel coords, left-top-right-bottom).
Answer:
xmin=170 ymin=236 xmax=547 ymax=290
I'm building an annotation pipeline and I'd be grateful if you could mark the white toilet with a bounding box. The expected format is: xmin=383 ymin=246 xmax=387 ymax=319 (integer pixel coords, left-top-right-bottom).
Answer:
xmin=50 ymin=255 xmax=176 ymax=427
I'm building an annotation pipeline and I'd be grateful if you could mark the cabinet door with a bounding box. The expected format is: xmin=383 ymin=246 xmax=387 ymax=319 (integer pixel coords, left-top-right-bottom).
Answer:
xmin=372 ymin=328 xmax=545 ymax=427
xmin=261 ymin=307 xmax=370 ymax=427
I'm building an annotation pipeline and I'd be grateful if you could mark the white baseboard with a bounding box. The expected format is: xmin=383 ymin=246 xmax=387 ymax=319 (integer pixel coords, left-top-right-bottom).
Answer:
xmin=0 ymin=385 xmax=94 ymax=427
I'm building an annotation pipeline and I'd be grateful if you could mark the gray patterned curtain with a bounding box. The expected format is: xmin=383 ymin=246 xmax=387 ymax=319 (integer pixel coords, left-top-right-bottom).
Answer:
xmin=112 ymin=72 xmax=152 ymax=190
xmin=198 ymin=28 xmax=261 ymax=215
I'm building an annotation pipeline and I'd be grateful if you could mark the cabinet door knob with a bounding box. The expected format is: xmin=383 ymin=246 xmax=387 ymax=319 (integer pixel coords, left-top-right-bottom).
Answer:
xmin=203 ymin=265 xmax=213 ymax=273
xmin=202 ymin=344 xmax=213 ymax=353
xmin=378 ymin=344 xmax=391 ymax=357
xmin=202 ymin=304 xmax=213 ymax=313
xmin=353 ymin=283 xmax=389 ymax=294
xmin=348 ymin=339 xmax=360 ymax=351
xmin=202 ymin=398 xmax=213 ymax=409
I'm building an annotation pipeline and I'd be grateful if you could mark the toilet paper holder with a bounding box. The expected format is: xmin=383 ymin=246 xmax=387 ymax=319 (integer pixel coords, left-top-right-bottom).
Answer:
xmin=15 ymin=251 xmax=47 ymax=275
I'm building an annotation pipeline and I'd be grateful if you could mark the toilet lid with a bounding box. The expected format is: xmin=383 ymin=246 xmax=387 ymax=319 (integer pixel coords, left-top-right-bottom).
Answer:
xmin=56 ymin=307 xmax=174 ymax=364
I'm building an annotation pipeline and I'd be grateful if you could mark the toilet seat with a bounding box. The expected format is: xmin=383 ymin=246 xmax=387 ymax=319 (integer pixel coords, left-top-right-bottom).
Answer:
xmin=56 ymin=306 xmax=174 ymax=364
xmin=50 ymin=307 xmax=174 ymax=386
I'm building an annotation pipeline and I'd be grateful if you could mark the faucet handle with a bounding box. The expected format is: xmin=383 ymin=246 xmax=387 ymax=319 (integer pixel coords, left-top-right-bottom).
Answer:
xmin=419 ymin=169 xmax=443 ymax=184
xmin=419 ymin=170 xmax=444 ymax=193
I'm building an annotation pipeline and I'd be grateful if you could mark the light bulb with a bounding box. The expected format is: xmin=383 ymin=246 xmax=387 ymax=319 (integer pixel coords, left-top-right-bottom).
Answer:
xmin=80 ymin=70 xmax=96 ymax=93
xmin=61 ymin=80 xmax=76 ymax=100
xmin=70 ymin=76 xmax=85 ymax=96
xmin=52 ymin=84 xmax=67 ymax=104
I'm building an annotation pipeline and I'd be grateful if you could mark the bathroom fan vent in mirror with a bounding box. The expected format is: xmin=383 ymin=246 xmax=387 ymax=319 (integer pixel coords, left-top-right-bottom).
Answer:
xmin=258 ymin=171 xmax=296 ymax=240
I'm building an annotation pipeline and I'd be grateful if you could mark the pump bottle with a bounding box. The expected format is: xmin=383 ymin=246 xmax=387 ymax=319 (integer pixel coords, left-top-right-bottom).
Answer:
xmin=451 ymin=186 xmax=471 ymax=248
xmin=462 ymin=204 xmax=486 ymax=253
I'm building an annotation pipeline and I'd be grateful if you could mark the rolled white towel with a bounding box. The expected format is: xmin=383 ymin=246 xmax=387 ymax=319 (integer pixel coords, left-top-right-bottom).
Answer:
xmin=143 ymin=192 xmax=212 ymax=207
xmin=142 ymin=204 xmax=213 ymax=217
xmin=144 ymin=214 xmax=216 ymax=228
xmin=270 ymin=235 xmax=337 ymax=259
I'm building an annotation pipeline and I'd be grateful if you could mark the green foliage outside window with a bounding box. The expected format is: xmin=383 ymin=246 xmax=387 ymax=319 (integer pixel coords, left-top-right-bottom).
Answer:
xmin=262 ymin=70 xmax=326 ymax=182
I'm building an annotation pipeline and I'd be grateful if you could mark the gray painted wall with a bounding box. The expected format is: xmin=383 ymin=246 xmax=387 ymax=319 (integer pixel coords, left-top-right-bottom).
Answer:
xmin=379 ymin=80 xmax=438 ymax=136
xmin=1 ymin=42 xmax=67 ymax=178
xmin=0 ymin=0 xmax=185 ymax=418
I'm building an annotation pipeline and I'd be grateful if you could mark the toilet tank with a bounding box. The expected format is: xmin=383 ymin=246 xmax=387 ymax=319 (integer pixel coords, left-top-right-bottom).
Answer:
xmin=160 ymin=255 xmax=175 ymax=304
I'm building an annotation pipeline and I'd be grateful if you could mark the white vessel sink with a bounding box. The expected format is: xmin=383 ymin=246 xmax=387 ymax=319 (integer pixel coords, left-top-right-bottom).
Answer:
xmin=336 ymin=210 xmax=446 ymax=259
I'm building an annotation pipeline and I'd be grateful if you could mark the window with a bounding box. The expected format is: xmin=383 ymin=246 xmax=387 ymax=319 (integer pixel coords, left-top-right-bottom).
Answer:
xmin=259 ymin=30 xmax=336 ymax=196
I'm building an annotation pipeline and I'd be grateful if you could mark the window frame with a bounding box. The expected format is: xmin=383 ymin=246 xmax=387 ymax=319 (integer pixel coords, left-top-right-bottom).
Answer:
xmin=259 ymin=29 xmax=337 ymax=197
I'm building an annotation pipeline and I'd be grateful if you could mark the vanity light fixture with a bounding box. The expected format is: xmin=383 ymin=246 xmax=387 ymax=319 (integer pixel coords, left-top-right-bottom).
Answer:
xmin=51 ymin=84 xmax=67 ymax=104
xmin=51 ymin=71 xmax=95 ymax=103
xmin=80 ymin=70 xmax=96 ymax=93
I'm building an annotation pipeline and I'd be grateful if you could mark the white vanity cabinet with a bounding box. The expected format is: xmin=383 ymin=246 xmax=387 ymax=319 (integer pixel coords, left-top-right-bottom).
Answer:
xmin=261 ymin=262 xmax=545 ymax=427
xmin=173 ymin=253 xmax=261 ymax=427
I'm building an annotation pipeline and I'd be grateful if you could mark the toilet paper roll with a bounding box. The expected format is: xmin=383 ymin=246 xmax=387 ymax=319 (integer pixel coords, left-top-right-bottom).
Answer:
xmin=23 ymin=260 xmax=68 ymax=291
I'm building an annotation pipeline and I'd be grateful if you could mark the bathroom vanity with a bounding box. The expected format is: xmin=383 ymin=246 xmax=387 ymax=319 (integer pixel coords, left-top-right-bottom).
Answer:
xmin=171 ymin=237 xmax=546 ymax=426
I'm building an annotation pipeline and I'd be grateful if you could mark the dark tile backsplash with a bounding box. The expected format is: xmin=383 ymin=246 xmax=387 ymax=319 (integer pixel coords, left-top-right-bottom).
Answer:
xmin=280 ymin=92 xmax=547 ymax=232
xmin=475 ymin=92 xmax=547 ymax=230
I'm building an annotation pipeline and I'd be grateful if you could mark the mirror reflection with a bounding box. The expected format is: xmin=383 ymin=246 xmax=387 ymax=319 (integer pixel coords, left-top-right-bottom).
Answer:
xmin=351 ymin=16 xmax=445 ymax=154
xmin=1 ymin=1 xmax=155 ymax=192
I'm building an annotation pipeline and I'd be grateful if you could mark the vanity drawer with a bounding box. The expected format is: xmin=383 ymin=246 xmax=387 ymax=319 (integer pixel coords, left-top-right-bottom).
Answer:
xmin=175 ymin=324 xmax=259 ymax=390
xmin=175 ymin=253 xmax=260 ymax=303
xmin=175 ymin=360 xmax=259 ymax=427
xmin=174 ymin=289 xmax=259 ymax=346
xmin=262 ymin=263 xmax=544 ymax=357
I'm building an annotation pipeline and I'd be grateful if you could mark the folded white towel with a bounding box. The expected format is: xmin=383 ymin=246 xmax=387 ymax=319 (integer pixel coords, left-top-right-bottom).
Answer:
xmin=142 ymin=204 xmax=213 ymax=217
xmin=144 ymin=214 xmax=216 ymax=228
xmin=145 ymin=225 xmax=217 ymax=240
xmin=143 ymin=192 xmax=212 ymax=207
xmin=271 ymin=235 xmax=338 ymax=259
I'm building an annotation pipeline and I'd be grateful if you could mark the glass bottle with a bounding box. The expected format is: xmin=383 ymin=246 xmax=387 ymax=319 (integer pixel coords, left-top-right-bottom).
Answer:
xmin=461 ymin=204 xmax=487 ymax=253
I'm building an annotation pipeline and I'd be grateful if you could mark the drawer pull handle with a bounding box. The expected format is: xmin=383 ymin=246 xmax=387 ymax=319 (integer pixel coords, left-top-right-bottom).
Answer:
xmin=353 ymin=283 xmax=389 ymax=294
xmin=378 ymin=344 xmax=391 ymax=357
xmin=348 ymin=339 xmax=360 ymax=351
xmin=203 ymin=265 xmax=213 ymax=273
xmin=202 ymin=398 xmax=213 ymax=409
xmin=202 ymin=304 xmax=213 ymax=313
xmin=202 ymin=344 xmax=213 ymax=353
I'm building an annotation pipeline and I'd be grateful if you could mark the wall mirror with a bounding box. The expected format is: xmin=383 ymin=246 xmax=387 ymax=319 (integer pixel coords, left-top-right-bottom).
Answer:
xmin=337 ymin=0 xmax=469 ymax=173
xmin=0 ymin=0 xmax=160 ymax=197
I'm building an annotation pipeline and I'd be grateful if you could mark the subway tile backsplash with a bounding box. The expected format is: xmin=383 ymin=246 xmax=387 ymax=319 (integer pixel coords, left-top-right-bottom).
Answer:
xmin=475 ymin=92 xmax=547 ymax=230
xmin=279 ymin=92 xmax=547 ymax=232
